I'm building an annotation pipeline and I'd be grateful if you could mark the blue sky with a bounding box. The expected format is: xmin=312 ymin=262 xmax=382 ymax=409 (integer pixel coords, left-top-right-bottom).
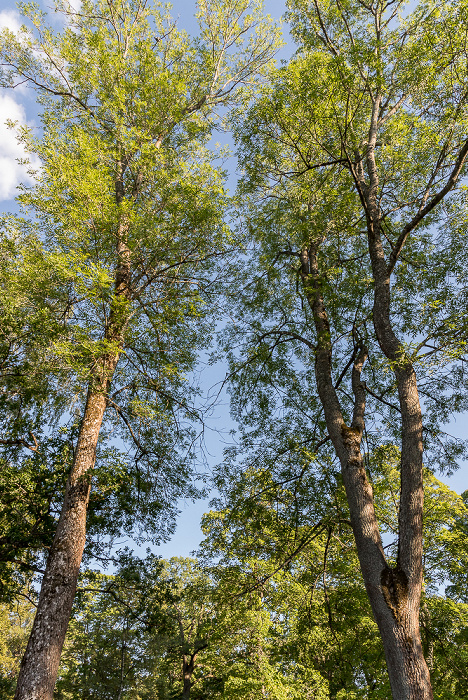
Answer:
xmin=0 ymin=0 xmax=466 ymax=561
xmin=0 ymin=0 xmax=290 ymax=558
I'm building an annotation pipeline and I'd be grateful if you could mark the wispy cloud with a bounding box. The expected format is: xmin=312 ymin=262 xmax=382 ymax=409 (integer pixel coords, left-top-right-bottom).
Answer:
xmin=0 ymin=9 xmax=22 ymax=34
xmin=0 ymin=94 xmax=41 ymax=201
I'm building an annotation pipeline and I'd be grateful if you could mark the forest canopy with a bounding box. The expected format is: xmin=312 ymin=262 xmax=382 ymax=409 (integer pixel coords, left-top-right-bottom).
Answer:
xmin=0 ymin=0 xmax=468 ymax=698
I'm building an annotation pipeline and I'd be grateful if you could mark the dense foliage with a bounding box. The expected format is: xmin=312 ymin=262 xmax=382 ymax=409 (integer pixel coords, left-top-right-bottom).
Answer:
xmin=0 ymin=0 xmax=468 ymax=697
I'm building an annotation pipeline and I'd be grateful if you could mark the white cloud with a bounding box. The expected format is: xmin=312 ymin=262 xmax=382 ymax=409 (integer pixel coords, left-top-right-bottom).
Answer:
xmin=0 ymin=94 xmax=41 ymax=201
xmin=0 ymin=11 xmax=32 ymax=95
xmin=67 ymin=0 xmax=82 ymax=12
xmin=0 ymin=10 xmax=22 ymax=34
xmin=49 ymin=0 xmax=82 ymax=27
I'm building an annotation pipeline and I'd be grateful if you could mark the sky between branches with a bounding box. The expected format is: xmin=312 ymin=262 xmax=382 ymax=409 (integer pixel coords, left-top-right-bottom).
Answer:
xmin=0 ymin=0 xmax=465 ymax=559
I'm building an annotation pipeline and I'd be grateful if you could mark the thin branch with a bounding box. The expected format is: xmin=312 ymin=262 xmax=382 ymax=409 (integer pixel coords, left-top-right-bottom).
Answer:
xmin=0 ymin=432 xmax=39 ymax=452
xmin=388 ymin=136 xmax=468 ymax=273
xmin=365 ymin=385 xmax=400 ymax=412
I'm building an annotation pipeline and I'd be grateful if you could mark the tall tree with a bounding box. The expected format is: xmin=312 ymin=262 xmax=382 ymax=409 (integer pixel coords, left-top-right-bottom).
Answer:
xmin=204 ymin=446 xmax=468 ymax=698
xmin=0 ymin=1 xmax=280 ymax=697
xmin=56 ymin=554 xmax=331 ymax=700
xmin=226 ymin=0 xmax=468 ymax=696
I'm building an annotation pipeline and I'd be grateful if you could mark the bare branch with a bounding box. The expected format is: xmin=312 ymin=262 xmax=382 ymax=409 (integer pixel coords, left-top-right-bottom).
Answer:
xmin=0 ymin=432 xmax=39 ymax=452
xmin=388 ymin=136 xmax=468 ymax=273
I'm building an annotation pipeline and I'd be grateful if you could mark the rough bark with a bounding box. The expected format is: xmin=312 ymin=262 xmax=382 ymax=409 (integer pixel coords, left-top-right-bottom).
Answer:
xmin=13 ymin=387 xmax=108 ymax=700
xmin=14 ymin=173 xmax=132 ymax=699
xmin=362 ymin=95 xmax=431 ymax=699
xmin=301 ymin=228 xmax=432 ymax=698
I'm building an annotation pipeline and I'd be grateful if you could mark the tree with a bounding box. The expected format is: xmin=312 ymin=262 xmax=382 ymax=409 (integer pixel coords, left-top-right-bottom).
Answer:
xmin=132 ymin=557 xmax=281 ymax=700
xmin=0 ymin=590 xmax=35 ymax=698
xmin=160 ymin=558 xmax=222 ymax=700
xmin=202 ymin=449 xmax=468 ymax=698
xmin=152 ymin=558 xmax=321 ymax=700
xmin=0 ymin=0 xmax=280 ymax=697
xmin=223 ymin=0 xmax=468 ymax=694
xmin=54 ymin=556 xmax=174 ymax=700
xmin=0 ymin=224 xmax=70 ymax=586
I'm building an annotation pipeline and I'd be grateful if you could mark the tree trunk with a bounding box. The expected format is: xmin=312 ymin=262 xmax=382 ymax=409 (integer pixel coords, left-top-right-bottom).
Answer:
xmin=301 ymin=235 xmax=433 ymax=699
xmin=13 ymin=387 xmax=110 ymax=700
xmin=182 ymin=657 xmax=193 ymax=700
xmin=14 ymin=205 xmax=131 ymax=699
xmin=362 ymin=96 xmax=431 ymax=699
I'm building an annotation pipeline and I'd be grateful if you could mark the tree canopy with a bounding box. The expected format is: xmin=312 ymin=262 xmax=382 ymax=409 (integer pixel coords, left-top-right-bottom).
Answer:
xmin=0 ymin=0 xmax=468 ymax=698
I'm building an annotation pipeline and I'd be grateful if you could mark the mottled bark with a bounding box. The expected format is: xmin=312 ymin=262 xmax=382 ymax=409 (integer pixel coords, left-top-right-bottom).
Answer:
xmin=13 ymin=387 xmax=108 ymax=700
xmin=362 ymin=95 xmax=431 ymax=699
xmin=14 ymin=176 xmax=132 ymax=699
xmin=301 ymin=228 xmax=432 ymax=698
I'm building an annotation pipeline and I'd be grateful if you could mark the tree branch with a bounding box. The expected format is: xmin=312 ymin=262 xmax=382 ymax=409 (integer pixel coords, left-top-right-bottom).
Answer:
xmin=0 ymin=432 xmax=38 ymax=452
xmin=388 ymin=136 xmax=468 ymax=273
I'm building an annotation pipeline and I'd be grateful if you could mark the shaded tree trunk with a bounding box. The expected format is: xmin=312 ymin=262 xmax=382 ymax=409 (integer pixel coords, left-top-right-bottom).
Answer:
xmin=182 ymin=667 xmax=192 ymax=700
xmin=182 ymin=653 xmax=196 ymax=700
